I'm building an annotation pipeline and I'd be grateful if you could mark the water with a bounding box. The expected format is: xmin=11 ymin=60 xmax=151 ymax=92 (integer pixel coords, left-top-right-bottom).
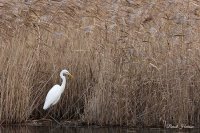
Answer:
xmin=0 ymin=125 xmax=200 ymax=133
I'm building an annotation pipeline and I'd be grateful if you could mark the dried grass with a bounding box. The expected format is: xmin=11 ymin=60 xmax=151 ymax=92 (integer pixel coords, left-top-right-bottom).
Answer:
xmin=0 ymin=0 xmax=200 ymax=127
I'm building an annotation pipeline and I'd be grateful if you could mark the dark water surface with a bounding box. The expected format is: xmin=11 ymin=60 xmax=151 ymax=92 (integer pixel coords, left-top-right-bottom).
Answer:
xmin=1 ymin=125 xmax=200 ymax=133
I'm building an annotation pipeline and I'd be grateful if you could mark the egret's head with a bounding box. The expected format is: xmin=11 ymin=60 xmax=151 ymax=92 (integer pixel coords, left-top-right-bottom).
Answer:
xmin=61 ymin=69 xmax=73 ymax=79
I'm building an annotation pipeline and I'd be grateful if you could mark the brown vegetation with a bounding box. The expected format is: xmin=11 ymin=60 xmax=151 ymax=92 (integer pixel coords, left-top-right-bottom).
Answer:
xmin=0 ymin=0 xmax=200 ymax=127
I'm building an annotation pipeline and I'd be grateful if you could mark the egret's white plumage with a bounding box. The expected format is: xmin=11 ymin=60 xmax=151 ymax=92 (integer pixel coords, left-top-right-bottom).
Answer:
xmin=43 ymin=69 xmax=73 ymax=110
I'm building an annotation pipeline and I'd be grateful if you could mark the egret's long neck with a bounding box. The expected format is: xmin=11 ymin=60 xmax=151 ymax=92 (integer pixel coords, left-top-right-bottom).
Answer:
xmin=60 ymin=73 xmax=66 ymax=93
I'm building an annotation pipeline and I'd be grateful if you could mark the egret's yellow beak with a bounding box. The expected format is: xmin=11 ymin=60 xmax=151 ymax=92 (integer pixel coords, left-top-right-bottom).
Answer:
xmin=68 ymin=73 xmax=74 ymax=79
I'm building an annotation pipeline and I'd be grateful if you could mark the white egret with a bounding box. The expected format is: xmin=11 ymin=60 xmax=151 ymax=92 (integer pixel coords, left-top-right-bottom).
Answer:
xmin=43 ymin=69 xmax=73 ymax=110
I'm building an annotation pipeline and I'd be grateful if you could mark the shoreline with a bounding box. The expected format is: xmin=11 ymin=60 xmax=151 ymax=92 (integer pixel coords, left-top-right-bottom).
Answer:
xmin=1 ymin=119 xmax=197 ymax=129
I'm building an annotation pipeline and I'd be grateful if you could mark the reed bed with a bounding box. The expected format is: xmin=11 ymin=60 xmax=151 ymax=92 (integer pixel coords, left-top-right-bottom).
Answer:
xmin=0 ymin=0 xmax=200 ymax=127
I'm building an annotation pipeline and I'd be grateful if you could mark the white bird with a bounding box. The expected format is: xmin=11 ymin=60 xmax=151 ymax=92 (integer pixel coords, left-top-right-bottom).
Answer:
xmin=43 ymin=69 xmax=73 ymax=110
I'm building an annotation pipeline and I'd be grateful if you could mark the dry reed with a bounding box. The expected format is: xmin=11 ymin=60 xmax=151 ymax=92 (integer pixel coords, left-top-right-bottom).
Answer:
xmin=0 ymin=0 xmax=200 ymax=127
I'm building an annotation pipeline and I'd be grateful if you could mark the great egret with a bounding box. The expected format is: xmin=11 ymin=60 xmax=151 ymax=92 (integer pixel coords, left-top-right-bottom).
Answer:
xmin=43 ymin=69 xmax=73 ymax=110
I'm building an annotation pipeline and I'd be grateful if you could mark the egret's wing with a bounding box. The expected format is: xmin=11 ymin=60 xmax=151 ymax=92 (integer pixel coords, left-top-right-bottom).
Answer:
xmin=43 ymin=85 xmax=61 ymax=110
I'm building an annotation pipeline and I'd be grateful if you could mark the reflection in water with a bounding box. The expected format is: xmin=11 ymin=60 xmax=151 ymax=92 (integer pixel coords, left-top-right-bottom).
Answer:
xmin=0 ymin=125 xmax=200 ymax=133
xmin=1 ymin=126 xmax=127 ymax=133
